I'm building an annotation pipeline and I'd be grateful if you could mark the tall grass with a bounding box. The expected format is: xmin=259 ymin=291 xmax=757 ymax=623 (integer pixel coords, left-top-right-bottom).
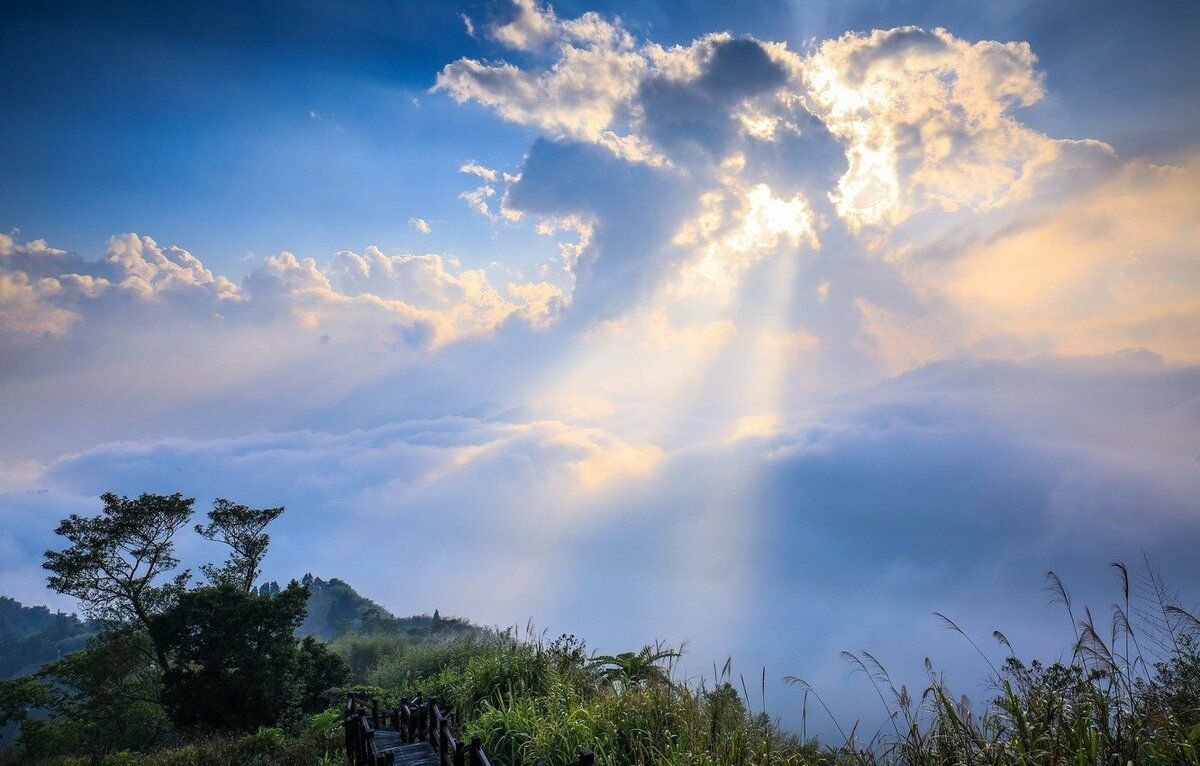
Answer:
xmin=356 ymin=560 xmax=1200 ymax=766
xmin=788 ymin=559 xmax=1200 ymax=765
xmin=360 ymin=626 xmax=816 ymax=765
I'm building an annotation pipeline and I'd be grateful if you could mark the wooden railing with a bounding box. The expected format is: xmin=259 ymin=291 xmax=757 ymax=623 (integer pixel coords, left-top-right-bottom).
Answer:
xmin=344 ymin=693 xmax=595 ymax=766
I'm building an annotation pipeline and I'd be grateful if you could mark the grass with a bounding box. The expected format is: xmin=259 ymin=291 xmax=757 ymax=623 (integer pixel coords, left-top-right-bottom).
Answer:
xmin=345 ymin=559 xmax=1200 ymax=766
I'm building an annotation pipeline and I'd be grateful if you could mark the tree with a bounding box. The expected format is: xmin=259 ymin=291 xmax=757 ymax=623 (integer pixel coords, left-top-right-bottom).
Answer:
xmin=148 ymin=581 xmax=347 ymax=732
xmin=42 ymin=492 xmax=194 ymax=674
xmin=195 ymin=499 xmax=284 ymax=592
xmin=0 ymin=630 xmax=172 ymax=761
xmin=297 ymin=635 xmax=351 ymax=714
xmin=33 ymin=491 xmax=349 ymax=742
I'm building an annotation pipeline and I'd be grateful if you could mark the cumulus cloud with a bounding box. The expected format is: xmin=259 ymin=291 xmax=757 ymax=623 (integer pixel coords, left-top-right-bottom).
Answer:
xmin=489 ymin=0 xmax=560 ymax=52
xmin=433 ymin=10 xmax=1128 ymax=362
xmin=435 ymin=7 xmax=650 ymax=161
xmin=459 ymin=162 xmax=498 ymax=182
xmin=672 ymin=181 xmax=819 ymax=300
xmin=803 ymin=26 xmax=1116 ymax=229
xmin=434 ymin=17 xmax=809 ymax=168
xmin=408 ymin=217 xmax=432 ymax=234
xmin=0 ymin=233 xmax=559 ymax=352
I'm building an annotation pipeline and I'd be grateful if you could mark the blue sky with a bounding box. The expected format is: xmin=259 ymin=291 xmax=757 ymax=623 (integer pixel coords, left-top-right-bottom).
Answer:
xmin=2 ymin=0 xmax=1199 ymax=739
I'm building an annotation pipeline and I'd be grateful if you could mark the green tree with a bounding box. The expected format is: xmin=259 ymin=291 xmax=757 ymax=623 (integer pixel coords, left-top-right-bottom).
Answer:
xmin=298 ymin=635 xmax=351 ymax=714
xmin=42 ymin=492 xmax=194 ymax=674
xmin=150 ymin=581 xmax=347 ymax=732
xmin=195 ymin=499 xmax=284 ymax=592
xmin=30 ymin=490 xmax=345 ymax=744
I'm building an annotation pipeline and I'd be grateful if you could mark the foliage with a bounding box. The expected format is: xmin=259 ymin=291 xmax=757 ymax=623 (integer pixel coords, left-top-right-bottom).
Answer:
xmin=8 ymin=709 xmax=345 ymax=766
xmin=589 ymin=642 xmax=681 ymax=687
xmin=298 ymin=636 xmax=352 ymax=714
xmin=785 ymin=559 xmax=1200 ymax=766
xmin=1 ymin=491 xmax=352 ymax=764
xmin=2 ymin=629 xmax=173 ymax=761
xmin=10 ymin=498 xmax=1200 ymax=766
xmin=149 ymin=582 xmax=344 ymax=732
xmin=195 ymin=500 xmax=284 ymax=593
xmin=357 ymin=628 xmax=811 ymax=766
xmin=42 ymin=493 xmax=195 ymax=673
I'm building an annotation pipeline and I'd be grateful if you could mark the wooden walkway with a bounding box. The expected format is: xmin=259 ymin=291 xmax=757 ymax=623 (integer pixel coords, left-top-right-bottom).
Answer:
xmin=344 ymin=694 xmax=595 ymax=766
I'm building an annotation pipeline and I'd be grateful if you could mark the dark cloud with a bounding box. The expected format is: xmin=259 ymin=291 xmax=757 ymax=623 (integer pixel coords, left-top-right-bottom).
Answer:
xmin=505 ymin=138 xmax=696 ymax=317
xmin=639 ymin=38 xmax=788 ymax=158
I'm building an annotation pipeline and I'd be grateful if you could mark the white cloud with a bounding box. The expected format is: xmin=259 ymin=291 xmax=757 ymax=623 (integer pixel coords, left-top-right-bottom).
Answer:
xmin=802 ymin=26 xmax=1115 ymax=229
xmin=672 ymin=182 xmax=819 ymax=301
xmin=408 ymin=217 xmax=432 ymax=234
xmin=459 ymin=184 xmax=497 ymax=218
xmin=434 ymin=9 xmax=650 ymax=159
xmin=458 ymin=162 xmax=498 ymax=182
xmin=489 ymin=0 xmax=559 ymax=52
xmin=0 ymin=233 xmax=564 ymax=411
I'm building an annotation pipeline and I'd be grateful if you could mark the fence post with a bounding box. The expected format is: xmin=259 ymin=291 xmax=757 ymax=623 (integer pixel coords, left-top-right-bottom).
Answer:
xmin=454 ymin=739 xmax=466 ymax=766
xmin=470 ymin=736 xmax=484 ymax=766
xmin=428 ymin=698 xmax=438 ymax=749
xmin=578 ymin=749 xmax=595 ymax=766
xmin=344 ymin=713 xmax=356 ymax=766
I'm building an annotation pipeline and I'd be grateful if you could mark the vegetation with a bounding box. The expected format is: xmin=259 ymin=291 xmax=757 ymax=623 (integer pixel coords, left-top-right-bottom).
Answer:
xmin=0 ymin=493 xmax=350 ymax=764
xmin=2 ymin=491 xmax=1199 ymax=766
xmin=328 ymin=560 xmax=1200 ymax=766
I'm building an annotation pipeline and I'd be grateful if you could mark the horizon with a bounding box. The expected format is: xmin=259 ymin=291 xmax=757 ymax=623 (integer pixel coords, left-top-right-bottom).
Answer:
xmin=2 ymin=0 xmax=1199 ymax=741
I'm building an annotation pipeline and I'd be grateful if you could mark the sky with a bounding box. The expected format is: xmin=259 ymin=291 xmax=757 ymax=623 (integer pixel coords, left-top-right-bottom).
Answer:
xmin=2 ymin=0 xmax=1200 ymax=740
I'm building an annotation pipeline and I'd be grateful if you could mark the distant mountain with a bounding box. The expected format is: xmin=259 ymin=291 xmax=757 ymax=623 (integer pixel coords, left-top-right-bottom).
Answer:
xmin=257 ymin=574 xmax=479 ymax=641
xmin=0 ymin=596 xmax=95 ymax=680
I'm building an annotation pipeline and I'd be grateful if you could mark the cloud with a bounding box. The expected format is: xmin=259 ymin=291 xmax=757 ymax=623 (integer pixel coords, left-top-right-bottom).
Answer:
xmin=408 ymin=217 xmax=432 ymax=234
xmin=638 ymin=36 xmax=790 ymax=159
xmin=489 ymin=0 xmax=559 ymax=52
xmin=0 ymin=233 xmax=565 ymax=460
xmin=458 ymin=162 xmax=499 ymax=182
xmin=434 ymin=8 xmax=650 ymax=161
xmin=853 ymin=156 xmax=1200 ymax=370
xmin=0 ymin=233 xmax=559 ymax=351
xmin=672 ymin=181 xmax=818 ymax=301
xmin=943 ymin=158 xmax=1200 ymax=360
xmin=459 ymin=184 xmax=498 ymax=218
xmin=803 ymin=26 xmax=1116 ymax=229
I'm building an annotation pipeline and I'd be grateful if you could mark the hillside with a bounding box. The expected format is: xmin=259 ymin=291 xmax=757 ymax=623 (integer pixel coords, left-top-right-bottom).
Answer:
xmin=259 ymin=574 xmax=478 ymax=641
xmin=0 ymin=597 xmax=95 ymax=680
